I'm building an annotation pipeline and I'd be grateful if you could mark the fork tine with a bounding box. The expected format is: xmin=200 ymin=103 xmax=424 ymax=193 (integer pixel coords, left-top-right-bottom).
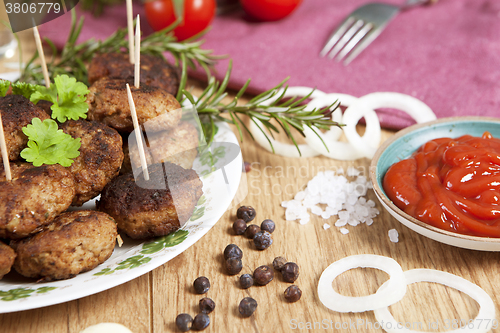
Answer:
xmin=342 ymin=27 xmax=385 ymax=65
xmin=335 ymin=23 xmax=373 ymax=63
xmin=320 ymin=17 xmax=356 ymax=57
xmin=327 ymin=19 xmax=364 ymax=59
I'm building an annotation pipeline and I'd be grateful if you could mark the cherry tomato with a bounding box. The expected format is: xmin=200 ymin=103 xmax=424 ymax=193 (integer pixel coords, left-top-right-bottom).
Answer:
xmin=240 ymin=0 xmax=302 ymax=21
xmin=145 ymin=0 xmax=216 ymax=41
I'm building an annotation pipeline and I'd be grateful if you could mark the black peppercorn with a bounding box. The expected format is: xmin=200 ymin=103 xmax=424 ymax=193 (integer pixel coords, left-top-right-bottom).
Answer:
xmin=237 ymin=206 xmax=256 ymax=223
xmin=175 ymin=313 xmax=193 ymax=332
xmin=282 ymin=262 xmax=299 ymax=283
xmin=245 ymin=224 xmax=260 ymax=239
xmin=193 ymin=276 xmax=210 ymax=294
xmin=239 ymin=297 xmax=258 ymax=317
xmin=199 ymin=297 xmax=216 ymax=314
xmin=253 ymin=231 xmax=273 ymax=250
xmin=233 ymin=219 xmax=247 ymax=235
xmin=273 ymin=256 xmax=287 ymax=272
xmin=225 ymin=257 xmax=243 ymax=275
xmin=253 ymin=265 xmax=274 ymax=285
xmin=261 ymin=219 xmax=275 ymax=233
xmin=239 ymin=274 xmax=254 ymax=289
xmin=192 ymin=313 xmax=210 ymax=331
xmin=223 ymin=244 xmax=243 ymax=260
xmin=284 ymin=285 xmax=302 ymax=303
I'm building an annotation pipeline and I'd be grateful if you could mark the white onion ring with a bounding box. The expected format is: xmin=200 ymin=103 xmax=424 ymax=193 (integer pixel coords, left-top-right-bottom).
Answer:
xmin=374 ymin=269 xmax=496 ymax=333
xmin=318 ymin=255 xmax=406 ymax=313
xmin=303 ymin=93 xmax=381 ymax=160
xmin=249 ymin=87 xmax=327 ymax=158
xmin=343 ymin=92 xmax=436 ymax=158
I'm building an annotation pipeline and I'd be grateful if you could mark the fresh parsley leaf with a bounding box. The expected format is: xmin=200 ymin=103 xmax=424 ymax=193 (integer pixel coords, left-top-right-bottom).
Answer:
xmin=11 ymin=82 xmax=40 ymax=99
xmin=20 ymin=118 xmax=81 ymax=167
xmin=30 ymin=74 xmax=89 ymax=123
xmin=30 ymin=84 xmax=57 ymax=105
xmin=0 ymin=80 xmax=10 ymax=97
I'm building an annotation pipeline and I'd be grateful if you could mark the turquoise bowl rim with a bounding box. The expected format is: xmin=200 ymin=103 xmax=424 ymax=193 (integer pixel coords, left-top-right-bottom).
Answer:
xmin=369 ymin=116 xmax=500 ymax=243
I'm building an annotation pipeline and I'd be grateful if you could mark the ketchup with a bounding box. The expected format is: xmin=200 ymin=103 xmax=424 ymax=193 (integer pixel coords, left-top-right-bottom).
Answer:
xmin=383 ymin=132 xmax=500 ymax=237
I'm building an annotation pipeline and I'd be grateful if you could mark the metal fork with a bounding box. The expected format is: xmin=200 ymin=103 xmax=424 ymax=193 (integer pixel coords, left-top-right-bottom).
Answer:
xmin=320 ymin=0 xmax=432 ymax=65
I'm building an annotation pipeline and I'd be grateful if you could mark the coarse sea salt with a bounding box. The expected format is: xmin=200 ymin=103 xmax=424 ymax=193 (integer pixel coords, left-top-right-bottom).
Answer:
xmin=323 ymin=223 xmax=331 ymax=230
xmin=282 ymin=167 xmax=380 ymax=232
xmin=388 ymin=229 xmax=399 ymax=243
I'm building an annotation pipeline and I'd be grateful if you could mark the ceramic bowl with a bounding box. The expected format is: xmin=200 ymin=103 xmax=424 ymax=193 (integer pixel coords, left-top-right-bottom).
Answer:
xmin=369 ymin=117 xmax=500 ymax=251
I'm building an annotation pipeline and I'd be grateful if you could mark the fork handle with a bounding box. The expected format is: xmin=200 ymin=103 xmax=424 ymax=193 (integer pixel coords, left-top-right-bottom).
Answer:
xmin=403 ymin=0 xmax=436 ymax=9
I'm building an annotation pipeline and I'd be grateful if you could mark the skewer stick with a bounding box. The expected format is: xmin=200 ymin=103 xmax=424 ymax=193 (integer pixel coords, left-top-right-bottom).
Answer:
xmin=32 ymin=25 xmax=50 ymax=88
xmin=0 ymin=112 xmax=12 ymax=181
xmin=134 ymin=15 xmax=141 ymax=89
xmin=126 ymin=83 xmax=149 ymax=180
xmin=126 ymin=0 xmax=134 ymax=64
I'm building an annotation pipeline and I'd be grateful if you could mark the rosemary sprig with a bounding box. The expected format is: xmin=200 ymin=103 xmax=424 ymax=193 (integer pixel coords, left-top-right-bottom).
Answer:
xmin=183 ymin=61 xmax=343 ymax=156
xmin=20 ymin=9 xmax=223 ymax=86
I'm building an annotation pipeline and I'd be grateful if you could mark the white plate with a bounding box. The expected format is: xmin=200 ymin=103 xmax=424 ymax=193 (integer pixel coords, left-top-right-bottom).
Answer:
xmin=0 ymin=122 xmax=242 ymax=313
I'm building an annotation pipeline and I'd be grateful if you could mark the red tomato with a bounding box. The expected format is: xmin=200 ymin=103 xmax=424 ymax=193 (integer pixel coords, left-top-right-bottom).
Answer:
xmin=240 ymin=0 xmax=302 ymax=21
xmin=145 ymin=0 xmax=216 ymax=41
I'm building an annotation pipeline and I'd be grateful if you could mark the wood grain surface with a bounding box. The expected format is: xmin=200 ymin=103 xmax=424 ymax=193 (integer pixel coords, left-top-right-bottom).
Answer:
xmin=0 ymin=15 xmax=498 ymax=333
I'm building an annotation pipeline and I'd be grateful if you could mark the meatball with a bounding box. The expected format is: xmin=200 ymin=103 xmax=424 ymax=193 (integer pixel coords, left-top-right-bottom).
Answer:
xmin=86 ymin=77 xmax=182 ymax=133
xmin=124 ymin=121 xmax=199 ymax=173
xmin=0 ymin=241 xmax=16 ymax=280
xmin=60 ymin=120 xmax=124 ymax=206
xmin=11 ymin=210 xmax=117 ymax=281
xmin=0 ymin=95 xmax=50 ymax=161
xmin=35 ymin=100 xmax=54 ymax=116
xmin=119 ymin=136 xmax=135 ymax=175
xmin=88 ymin=52 xmax=180 ymax=96
xmin=98 ymin=162 xmax=203 ymax=239
xmin=0 ymin=162 xmax=75 ymax=239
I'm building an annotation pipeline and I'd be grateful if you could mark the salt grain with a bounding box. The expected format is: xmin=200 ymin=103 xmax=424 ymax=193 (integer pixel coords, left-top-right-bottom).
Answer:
xmin=340 ymin=228 xmax=349 ymax=235
xmin=388 ymin=229 xmax=399 ymax=243
xmin=282 ymin=169 xmax=380 ymax=229
xmin=335 ymin=219 xmax=347 ymax=227
xmin=323 ymin=223 xmax=331 ymax=230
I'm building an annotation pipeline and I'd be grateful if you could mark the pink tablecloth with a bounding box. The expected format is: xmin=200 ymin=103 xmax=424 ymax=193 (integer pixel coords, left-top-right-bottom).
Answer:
xmin=39 ymin=0 xmax=500 ymax=129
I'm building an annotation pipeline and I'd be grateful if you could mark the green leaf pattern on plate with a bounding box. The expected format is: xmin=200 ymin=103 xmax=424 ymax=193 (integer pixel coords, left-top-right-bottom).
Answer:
xmin=94 ymin=229 xmax=190 ymax=276
xmin=199 ymin=145 xmax=226 ymax=177
xmin=0 ymin=287 xmax=58 ymax=301
xmin=190 ymin=195 xmax=208 ymax=222
xmin=141 ymin=229 xmax=189 ymax=255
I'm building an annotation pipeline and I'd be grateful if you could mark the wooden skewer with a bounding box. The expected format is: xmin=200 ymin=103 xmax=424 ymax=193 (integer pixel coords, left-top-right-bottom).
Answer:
xmin=126 ymin=0 xmax=134 ymax=64
xmin=0 ymin=112 xmax=12 ymax=181
xmin=126 ymin=83 xmax=149 ymax=180
xmin=134 ymin=15 xmax=141 ymax=89
xmin=32 ymin=25 xmax=50 ymax=88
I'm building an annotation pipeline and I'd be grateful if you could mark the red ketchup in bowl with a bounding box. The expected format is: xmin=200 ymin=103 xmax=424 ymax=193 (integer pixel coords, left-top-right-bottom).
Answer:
xmin=383 ymin=131 xmax=500 ymax=237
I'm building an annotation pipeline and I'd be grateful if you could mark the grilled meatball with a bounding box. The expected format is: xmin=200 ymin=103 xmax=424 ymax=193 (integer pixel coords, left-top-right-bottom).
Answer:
xmin=11 ymin=210 xmax=117 ymax=281
xmin=36 ymin=100 xmax=54 ymax=116
xmin=88 ymin=53 xmax=180 ymax=96
xmin=0 ymin=95 xmax=50 ymax=161
xmin=146 ymin=122 xmax=199 ymax=169
xmin=0 ymin=162 xmax=75 ymax=239
xmin=98 ymin=163 xmax=203 ymax=239
xmin=119 ymin=136 xmax=136 ymax=175
xmin=123 ymin=121 xmax=199 ymax=173
xmin=60 ymin=120 xmax=124 ymax=206
xmin=0 ymin=241 xmax=16 ymax=280
xmin=86 ymin=77 xmax=182 ymax=133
